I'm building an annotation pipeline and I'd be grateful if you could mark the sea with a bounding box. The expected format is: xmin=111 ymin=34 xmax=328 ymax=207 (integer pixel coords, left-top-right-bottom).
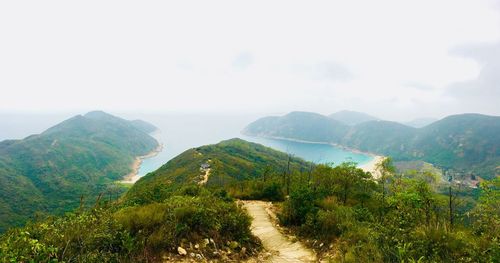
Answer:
xmin=0 ymin=112 xmax=372 ymax=180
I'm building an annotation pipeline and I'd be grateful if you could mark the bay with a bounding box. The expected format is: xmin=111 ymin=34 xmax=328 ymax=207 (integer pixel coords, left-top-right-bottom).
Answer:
xmin=133 ymin=114 xmax=372 ymax=178
xmin=0 ymin=112 xmax=374 ymax=180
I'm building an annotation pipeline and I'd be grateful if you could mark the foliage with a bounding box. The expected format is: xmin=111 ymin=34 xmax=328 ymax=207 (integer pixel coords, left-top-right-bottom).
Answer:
xmin=0 ymin=208 xmax=134 ymax=262
xmin=125 ymin=138 xmax=311 ymax=204
xmin=242 ymin=111 xmax=349 ymax=143
xmin=276 ymin=160 xmax=499 ymax=262
xmin=329 ymin=110 xmax=379 ymax=126
xmin=115 ymin=193 xmax=254 ymax=254
xmin=469 ymin=177 xmax=500 ymax=261
xmin=2 ymin=135 xmax=498 ymax=262
xmin=0 ymin=186 xmax=259 ymax=262
xmin=0 ymin=111 xmax=159 ymax=232
xmin=244 ymin=112 xmax=500 ymax=179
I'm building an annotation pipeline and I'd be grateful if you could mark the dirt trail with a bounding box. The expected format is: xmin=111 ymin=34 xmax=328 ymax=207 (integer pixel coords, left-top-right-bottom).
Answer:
xmin=198 ymin=168 xmax=211 ymax=185
xmin=242 ymin=201 xmax=316 ymax=263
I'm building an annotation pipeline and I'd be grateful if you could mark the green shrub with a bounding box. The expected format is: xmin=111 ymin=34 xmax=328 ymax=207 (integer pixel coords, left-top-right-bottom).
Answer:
xmin=178 ymin=185 xmax=206 ymax=197
xmin=259 ymin=182 xmax=285 ymax=201
xmin=114 ymin=194 xmax=254 ymax=254
xmin=280 ymin=186 xmax=318 ymax=226
xmin=302 ymin=205 xmax=355 ymax=241
xmin=0 ymin=208 xmax=134 ymax=263
xmin=339 ymin=225 xmax=384 ymax=263
xmin=0 ymin=186 xmax=259 ymax=262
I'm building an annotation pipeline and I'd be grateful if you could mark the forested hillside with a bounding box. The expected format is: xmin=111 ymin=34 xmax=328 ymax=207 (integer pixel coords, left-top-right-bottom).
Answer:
xmin=1 ymin=138 xmax=316 ymax=262
xmin=243 ymin=111 xmax=349 ymax=143
xmin=125 ymin=138 xmax=312 ymax=204
xmin=0 ymin=111 xmax=158 ymax=232
xmin=244 ymin=112 xmax=500 ymax=179
xmin=1 ymin=138 xmax=498 ymax=262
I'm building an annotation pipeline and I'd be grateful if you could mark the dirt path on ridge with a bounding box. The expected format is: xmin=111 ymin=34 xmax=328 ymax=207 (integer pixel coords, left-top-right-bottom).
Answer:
xmin=242 ymin=201 xmax=316 ymax=263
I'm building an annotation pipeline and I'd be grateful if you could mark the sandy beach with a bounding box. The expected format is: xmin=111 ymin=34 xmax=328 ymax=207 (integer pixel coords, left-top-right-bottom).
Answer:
xmin=245 ymin=134 xmax=386 ymax=177
xmin=359 ymin=155 xmax=385 ymax=179
xmin=121 ymin=143 xmax=163 ymax=184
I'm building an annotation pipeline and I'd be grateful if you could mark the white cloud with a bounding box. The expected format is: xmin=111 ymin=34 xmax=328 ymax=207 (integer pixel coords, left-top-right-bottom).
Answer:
xmin=0 ymin=0 xmax=499 ymax=119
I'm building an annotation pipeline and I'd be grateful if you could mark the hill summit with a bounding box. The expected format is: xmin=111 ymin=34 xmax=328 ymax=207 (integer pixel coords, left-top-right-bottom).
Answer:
xmin=0 ymin=111 xmax=158 ymax=232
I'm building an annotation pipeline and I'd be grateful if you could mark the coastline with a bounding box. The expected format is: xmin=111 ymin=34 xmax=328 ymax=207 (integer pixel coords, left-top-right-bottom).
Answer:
xmin=121 ymin=142 xmax=164 ymax=184
xmin=359 ymin=155 xmax=385 ymax=179
xmin=243 ymin=133 xmax=386 ymax=177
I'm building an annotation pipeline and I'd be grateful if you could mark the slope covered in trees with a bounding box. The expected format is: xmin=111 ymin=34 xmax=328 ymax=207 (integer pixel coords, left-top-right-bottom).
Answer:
xmin=1 ymin=138 xmax=498 ymax=262
xmin=242 ymin=111 xmax=349 ymax=143
xmin=125 ymin=138 xmax=312 ymax=204
xmin=244 ymin=112 xmax=500 ymax=179
xmin=1 ymin=138 xmax=316 ymax=262
xmin=0 ymin=111 xmax=159 ymax=232
xmin=277 ymin=160 xmax=499 ymax=262
xmin=0 ymin=186 xmax=260 ymax=262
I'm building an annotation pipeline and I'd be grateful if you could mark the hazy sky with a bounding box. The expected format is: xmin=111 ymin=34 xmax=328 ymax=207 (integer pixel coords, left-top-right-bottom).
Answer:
xmin=1 ymin=0 xmax=499 ymax=120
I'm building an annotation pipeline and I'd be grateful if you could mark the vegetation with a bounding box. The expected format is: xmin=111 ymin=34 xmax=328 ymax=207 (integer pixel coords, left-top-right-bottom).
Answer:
xmin=130 ymin=119 xmax=158 ymax=134
xmin=124 ymin=138 xmax=499 ymax=262
xmin=275 ymin=159 xmax=499 ymax=262
xmin=0 ymin=111 xmax=159 ymax=232
xmin=0 ymin=186 xmax=260 ymax=262
xmin=1 ymin=137 xmax=498 ymax=262
xmin=125 ymin=138 xmax=312 ymax=204
xmin=244 ymin=111 xmax=500 ymax=179
xmin=242 ymin=111 xmax=349 ymax=143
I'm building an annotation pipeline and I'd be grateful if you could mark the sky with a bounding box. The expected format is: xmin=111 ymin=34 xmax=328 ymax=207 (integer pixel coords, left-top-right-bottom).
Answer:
xmin=1 ymin=0 xmax=499 ymax=121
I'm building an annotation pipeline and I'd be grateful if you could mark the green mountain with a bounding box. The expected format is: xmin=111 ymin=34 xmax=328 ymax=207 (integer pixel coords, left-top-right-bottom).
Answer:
xmin=130 ymin=119 xmax=158 ymax=133
xmin=412 ymin=114 xmax=500 ymax=176
xmin=1 ymin=136 xmax=498 ymax=262
xmin=0 ymin=111 xmax=159 ymax=232
xmin=125 ymin=138 xmax=312 ymax=204
xmin=403 ymin=117 xmax=438 ymax=128
xmin=1 ymin=138 xmax=302 ymax=262
xmin=341 ymin=120 xmax=417 ymax=157
xmin=329 ymin=110 xmax=380 ymax=125
xmin=242 ymin=111 xmax=349 ymax=143
xmin=244 ymin=112 xmax=500 ymax=179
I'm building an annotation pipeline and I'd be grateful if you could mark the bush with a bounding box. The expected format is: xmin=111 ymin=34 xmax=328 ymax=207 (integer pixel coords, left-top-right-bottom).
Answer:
xmin=280 ymin=186 xmax=318 ymax=226
xmin=178 ymin=185 xmax=206 ymax=197
xmin=302 ymin=205 xmax=355 ymax=242
xmin=259 ymin=182 xmax=285 ymax=201
xmin=339 ymin=225 xmax=384 ymax=263
xmin=0 ymin=186 xmax=260 ymax=262
xmin=114 ymin=194 xmax=254 ymax=255
xmin=0 ymin=208 xmax=134 ymax=263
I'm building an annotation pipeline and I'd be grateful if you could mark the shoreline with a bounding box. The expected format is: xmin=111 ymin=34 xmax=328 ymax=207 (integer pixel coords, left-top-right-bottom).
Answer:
xmin=359 ymin=155 xmax=385 ymax=179
xmin=243 ymin=133 xmax=386 ymax=177
xmin=121 ymin=142 xmax=164 ymax=184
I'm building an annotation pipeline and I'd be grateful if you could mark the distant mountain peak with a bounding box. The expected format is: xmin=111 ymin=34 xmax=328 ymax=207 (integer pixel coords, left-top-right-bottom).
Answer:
xmin=0 ymin=111 xmax=159 ymax=232
xmin=84 ymin=110 xmax=120 ymax=120
xmin=286 ymin=111 xmax=326 ymax=117
xmin=329 ymin=110 xmax=379 ymax=125
xmin=403 ymin=117 xmax=438 ymax=128
xmin=244 ymin=110 xmax=500 ymax=179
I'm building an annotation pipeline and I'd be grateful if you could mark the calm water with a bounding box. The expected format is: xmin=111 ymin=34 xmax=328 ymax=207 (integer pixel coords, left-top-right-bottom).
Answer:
xmin=132 ymin=114 xmax=372 ymax=178
xmin=0 ymin=112 xmax=373 ymax=179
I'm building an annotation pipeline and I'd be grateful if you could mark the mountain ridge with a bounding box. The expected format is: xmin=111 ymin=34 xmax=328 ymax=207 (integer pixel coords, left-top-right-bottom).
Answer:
xmin=125 ymin=138 xmax=312 ymax=204
xmin=329 ymin=110 xmax=380 ymax=125
xmin=244 ymin=111 xmax=500 ymax=179
xmin=0 ymin=111 xmax=159 ymax=232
